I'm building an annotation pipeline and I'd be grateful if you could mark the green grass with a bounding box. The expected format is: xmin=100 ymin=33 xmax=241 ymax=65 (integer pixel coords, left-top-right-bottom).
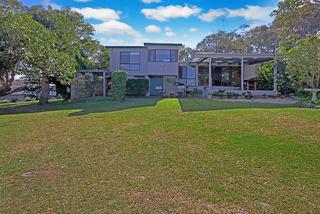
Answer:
xmin=0 ymin=98 xmax=319 ymax=213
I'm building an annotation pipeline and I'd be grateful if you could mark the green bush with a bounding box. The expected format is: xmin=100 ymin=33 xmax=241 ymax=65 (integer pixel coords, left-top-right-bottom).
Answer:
xmin=71 ymin=73 xmax=95 ymax=99
xmin=126 ymin=79 xmax=149 ymax=96
xmin=111 ymin=70 xmax=127 ymax=101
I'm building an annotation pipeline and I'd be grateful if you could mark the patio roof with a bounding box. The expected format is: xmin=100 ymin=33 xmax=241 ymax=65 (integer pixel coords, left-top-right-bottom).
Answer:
xmin=189 ymin=52 xmax=277 ymax=65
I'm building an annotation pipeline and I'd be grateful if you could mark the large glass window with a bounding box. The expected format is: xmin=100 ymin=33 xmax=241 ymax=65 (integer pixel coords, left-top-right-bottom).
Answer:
xmin=148 ymin=50 xmax=178 ymax=62
xmin=198 ymin=66 xmax=209 ymax=86
xmin=120 ymin=51 xmax=140 ymax=71
xmin=179 ymin=66 xmax=196 ymax=86
xmin=212 ymin=66 xmax=241 ymax=87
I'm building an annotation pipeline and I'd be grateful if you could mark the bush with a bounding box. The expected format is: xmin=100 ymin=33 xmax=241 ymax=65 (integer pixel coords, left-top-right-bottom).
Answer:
xmin=242 ymin=91 xmax=253 ymax=99
xmin=71 ymin=73 xmax=95 ymax=99
xmin=126 ymin=79 xmax=149 ymax=96
xmin=189 ymin=88 xmax=203 ymax=96
xmin=226 ymin=92 xmax=241 ymax=98
xmin=111 ymin=70 xmax=127 ymax=101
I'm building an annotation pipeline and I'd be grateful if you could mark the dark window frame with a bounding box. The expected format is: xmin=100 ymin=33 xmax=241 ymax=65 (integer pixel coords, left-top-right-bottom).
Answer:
xmin=148 ymin=49 xmax=178 ymax=62
xmin=120 ymin=51 xmax=140 ymax=71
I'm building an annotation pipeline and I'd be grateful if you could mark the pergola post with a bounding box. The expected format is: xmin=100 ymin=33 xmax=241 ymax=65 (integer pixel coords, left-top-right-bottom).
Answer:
xmin=103 ymin=71 xmax=106 ymax=97
xmin=241 ymin=57 xmax=244 ymax=91
xmin=273 ymin=58 xmax=278 ymax=95
xmin=195 ymin=64 xmax=199 ymax=87
xmin=208 ymin=57 xmax=212 ymax=91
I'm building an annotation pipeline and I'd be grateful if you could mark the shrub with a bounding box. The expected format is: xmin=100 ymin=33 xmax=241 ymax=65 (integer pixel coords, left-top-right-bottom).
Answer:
xmin=213 ymin=89 xmax=226 ymax=97
xmin=189 ymin=88 xmax=203 ymax=96
xmin=226 ymin=92 xmax=241 ymax=98
xmin=242 ymin=91 xmax=253 ymax=99
xmin=126 ymin=79 xmax=149 ymax=96
xmin=71 ymin=73 xmax=95 ymax=99
xmin=111 ymin=70 xmax=127 ymax=101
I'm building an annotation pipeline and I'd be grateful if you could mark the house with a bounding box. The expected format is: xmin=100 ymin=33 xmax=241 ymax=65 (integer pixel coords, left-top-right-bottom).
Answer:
xmin=108 ymin=43 xmax=181 ymax=96
xmin=73 ymin=42 xmax=278 ymax=98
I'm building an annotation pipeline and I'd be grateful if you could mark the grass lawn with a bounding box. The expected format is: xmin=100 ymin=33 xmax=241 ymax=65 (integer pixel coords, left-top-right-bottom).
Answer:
xmin=0 ymin=98 xmax=319 ymax=213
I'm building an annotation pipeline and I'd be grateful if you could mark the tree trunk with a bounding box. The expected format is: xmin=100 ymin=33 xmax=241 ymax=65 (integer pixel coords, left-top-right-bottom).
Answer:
xmin=39 ymin=75 xmax=50 ymax=105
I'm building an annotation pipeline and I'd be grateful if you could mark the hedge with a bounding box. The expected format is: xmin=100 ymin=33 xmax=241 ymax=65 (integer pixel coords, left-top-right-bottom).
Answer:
xmin=111 ymin=70 xmax=127 ymax=101
xmin=126 ymin=79 xmax=149 ymax=96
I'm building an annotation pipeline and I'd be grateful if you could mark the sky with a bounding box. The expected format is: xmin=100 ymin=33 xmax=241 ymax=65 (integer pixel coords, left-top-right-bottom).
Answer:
xmin=22 ymin=0 xmax=279 ymax=48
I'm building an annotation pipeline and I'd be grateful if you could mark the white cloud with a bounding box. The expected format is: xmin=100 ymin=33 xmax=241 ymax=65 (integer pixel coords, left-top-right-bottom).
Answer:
xmin=141 ymin=5 xmax=201 ymax=21
xmin=145 ymin=25 xmax=161 ymax=33
xmin=198 ymin=9 xmax=225 ymax=22
xmin=93 ymin=20 xmax=141 ymax=37
xmin=226 ymin=5 xmax=274 ymax=22
xmin=164 ymin=27 xmax=176 ymax=37
xmin=141 ymin=0 xmax=162 ymax=4
xmin=189 ymin=27 xmax=198 ymax=32
xmin=199 ymin=5 xmax=274 ymax=23
xmin=71 ymin=7 xmax=120 ymax=21
xmin=74 ymin=0 xmax=92 ymax=2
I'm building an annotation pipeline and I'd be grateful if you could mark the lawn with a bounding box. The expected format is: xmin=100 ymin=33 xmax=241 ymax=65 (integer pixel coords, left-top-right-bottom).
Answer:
xmin=0 ymin=98 xmax=319 ymax=213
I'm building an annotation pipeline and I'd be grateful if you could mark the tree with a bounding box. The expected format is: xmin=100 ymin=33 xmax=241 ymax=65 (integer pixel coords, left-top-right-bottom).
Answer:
xmin=179 ymin=45 xmax=194 ymax=62
xmin=196 ymin=31 xmax=243 ymax=52
xmin=285 ymin=36 xmax=320 ymax=101
xmin=272 ymin=0 xmax=320 ymax=39
xmin=244 ymin=25 xmax=280 ymax=53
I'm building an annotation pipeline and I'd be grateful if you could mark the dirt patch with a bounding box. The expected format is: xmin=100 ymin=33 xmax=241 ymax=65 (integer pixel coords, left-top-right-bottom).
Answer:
xmin=127 ymin=191 xmax=248 ymax=213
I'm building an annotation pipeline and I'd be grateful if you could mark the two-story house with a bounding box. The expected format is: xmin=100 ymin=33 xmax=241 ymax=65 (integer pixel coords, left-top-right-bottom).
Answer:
xmin=108 ymin=43 xmax=278 ymax=97
xmin=108 ymin=43 xmax=181 ymax=96
xmin=73 ymin=42 xmax=278 ymax=98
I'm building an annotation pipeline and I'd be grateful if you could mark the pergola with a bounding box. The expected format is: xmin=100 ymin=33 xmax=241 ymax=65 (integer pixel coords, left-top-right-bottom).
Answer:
xmin=189 ymin=52 xmax=278 ymax=93
xmin=77 ymin=69 xmax=111 ymax=97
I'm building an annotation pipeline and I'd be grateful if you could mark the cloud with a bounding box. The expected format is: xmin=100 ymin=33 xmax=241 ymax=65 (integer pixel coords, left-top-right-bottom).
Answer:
xmin=189 ymin=27 xmax=198 ymax=32
xmin=226 ymin=5 xmax=274 ymax=22
xmin=93 ymin=20 xmax=141 ymax=37
xmin=71 ymin=7 xmax=120 ymax=21
xmin=145 ymin=25 xmax=161 ymax=33
xmin=74 ymin=0 xmax=92 ymax=2
xmin=198 ymin=9 xmax=225 ymax=22
xmin=165 ymin=27 xmax=176 ymax=37
xmin=199 ymin=5 xmax=274 ymax=23
xmin=141 ymin=0 xmax=162 ymax=4
xmin=141 ymin=5 xmax=201 ymax=21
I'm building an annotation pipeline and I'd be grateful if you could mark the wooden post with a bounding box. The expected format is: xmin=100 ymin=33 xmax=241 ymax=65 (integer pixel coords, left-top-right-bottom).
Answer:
xmin=241 ymin=57 xmax=244 ymax=91
xmin=208 ymin=57 xmax=212 ymax=91
xmin=273 ymin=58 xmax=278 ymax=95
xmin=103 ymin=71 xmax=106 ymax=97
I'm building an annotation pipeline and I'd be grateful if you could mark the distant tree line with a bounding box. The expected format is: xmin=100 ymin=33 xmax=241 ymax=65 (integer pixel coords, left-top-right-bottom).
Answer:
xmin=0 ymin=0 xmax=109 ymax=104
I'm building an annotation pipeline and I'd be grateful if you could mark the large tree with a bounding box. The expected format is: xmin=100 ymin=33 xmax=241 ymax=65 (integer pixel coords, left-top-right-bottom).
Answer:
xmin=284 ymin=36 xmax=320 ymax=101
xmin=272 ymin=0 xmax=320 ymax=39
xmin=196 ymin=31 xmax=243 ymax=52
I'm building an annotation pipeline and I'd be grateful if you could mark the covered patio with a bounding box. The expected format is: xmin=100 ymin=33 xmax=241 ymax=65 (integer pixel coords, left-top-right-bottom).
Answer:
xmin=185 ymin=52 xmax=278 ymax=96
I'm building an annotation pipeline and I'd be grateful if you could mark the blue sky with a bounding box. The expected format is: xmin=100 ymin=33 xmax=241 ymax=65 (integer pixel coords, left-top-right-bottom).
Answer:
xmin=22 ymin=0 xmax=279 ymax=48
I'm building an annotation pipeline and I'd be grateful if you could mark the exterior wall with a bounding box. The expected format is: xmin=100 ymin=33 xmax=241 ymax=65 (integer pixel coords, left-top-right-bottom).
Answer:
xmin=109 ymin=47 xmax=148 ymax=76
xmin=145 ymin=44 xmax=180 ymax=76
xmin=109 ymin=44 xmax=180 ymax=77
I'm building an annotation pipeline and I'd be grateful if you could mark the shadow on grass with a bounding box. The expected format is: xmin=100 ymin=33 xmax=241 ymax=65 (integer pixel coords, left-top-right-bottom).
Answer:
xmin=0 ymin=98 xmax=160 ymax=116
xmin=178 ymin=98 xmax=296 ymax=112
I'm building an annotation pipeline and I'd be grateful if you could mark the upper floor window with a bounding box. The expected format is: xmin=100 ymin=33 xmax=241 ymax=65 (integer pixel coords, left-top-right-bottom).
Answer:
xmin=148 ymin=49 xmax=178 ymax=62
xmin=120 ymin=51 xmax=140 ymax=71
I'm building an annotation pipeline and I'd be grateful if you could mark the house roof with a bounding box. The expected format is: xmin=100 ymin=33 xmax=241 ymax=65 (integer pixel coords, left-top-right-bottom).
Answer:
xmin=106 ymin=42 xmax=182 ymax=49
xmin=189 ymin=52 xmax=278 ymax=65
